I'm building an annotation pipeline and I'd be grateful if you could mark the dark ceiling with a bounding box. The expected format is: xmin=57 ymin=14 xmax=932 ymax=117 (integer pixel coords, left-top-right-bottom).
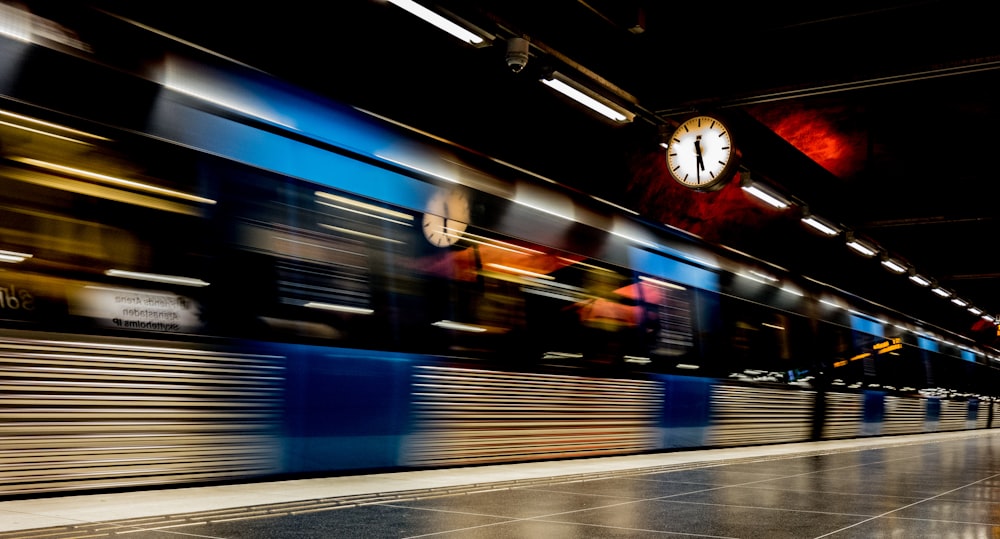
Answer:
xmin=32 ymin=1 xmax=1000 ymax=344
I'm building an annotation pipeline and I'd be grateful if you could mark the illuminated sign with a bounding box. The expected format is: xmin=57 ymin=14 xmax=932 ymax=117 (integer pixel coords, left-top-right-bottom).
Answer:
xmin=0 ymin=273 xmax=50 ymax=322
xmin=0 ymin=283 xmax=34 ymax=312
xmin=874 ymin=337 xmax=903 ymax=355
xmin=70 ymin=285 xmax=203 ymax=333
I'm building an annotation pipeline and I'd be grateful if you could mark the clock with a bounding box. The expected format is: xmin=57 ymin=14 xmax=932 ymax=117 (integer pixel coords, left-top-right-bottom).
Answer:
xmin=665 ymin=115 xmax=737 ymax=191
xmin=422 ymin=188 xmax=470 ymax=247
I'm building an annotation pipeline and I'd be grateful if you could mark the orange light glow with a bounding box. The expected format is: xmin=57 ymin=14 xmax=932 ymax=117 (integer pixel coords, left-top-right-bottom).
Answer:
xmin=745 ymin=103 xmax=866 ymax=179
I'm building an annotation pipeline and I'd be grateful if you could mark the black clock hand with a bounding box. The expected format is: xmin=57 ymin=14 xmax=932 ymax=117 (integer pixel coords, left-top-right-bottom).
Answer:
xmin=694 ymin=138 xmax=705 ymax=182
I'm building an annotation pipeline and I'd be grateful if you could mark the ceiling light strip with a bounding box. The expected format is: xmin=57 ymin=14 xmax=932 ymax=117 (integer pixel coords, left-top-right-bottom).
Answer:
xmin=801 ymin=214 xmax=840 ymax=236
xmin=386 ymin=0 xmax=486 ymax=45
xmin=880 ymin=257 xmax=907 ymax=274
xmin=741 ymin=181 xmax=791 ymax=209
xmin=540 ymin=71 xmax=634 ymax=123
xmin=845 ymin=233 xmax=878 ymax=257
xmin=931 ymin=287 xmax=951 ymax=298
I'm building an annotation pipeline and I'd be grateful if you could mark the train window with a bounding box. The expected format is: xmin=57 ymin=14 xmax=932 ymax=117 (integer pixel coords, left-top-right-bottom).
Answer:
xmin=721 ymin=296 xmax=814 ymax=384
xmin=0 ymin=109 xmax=214 ymax=337
xmin=203 ymin=166 xmax=411 ymax=346
xmin=924 ymin=352 xmax=983 ymax=397
xmin=380 ymin=224 xmax=707 ymax=374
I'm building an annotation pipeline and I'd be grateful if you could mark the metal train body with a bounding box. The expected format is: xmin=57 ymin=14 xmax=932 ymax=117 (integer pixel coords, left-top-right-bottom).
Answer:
xmin=0 ymin=10 xmax=997 ymax=496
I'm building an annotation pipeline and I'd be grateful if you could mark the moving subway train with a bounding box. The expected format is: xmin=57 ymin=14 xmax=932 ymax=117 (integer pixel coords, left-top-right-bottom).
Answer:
xmin=0 ymin=6 xmax=998 ymax=496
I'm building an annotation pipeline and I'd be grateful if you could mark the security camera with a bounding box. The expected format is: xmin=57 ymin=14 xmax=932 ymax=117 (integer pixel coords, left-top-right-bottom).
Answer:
xmin=505 ymin=37 xmax=529 ymax=73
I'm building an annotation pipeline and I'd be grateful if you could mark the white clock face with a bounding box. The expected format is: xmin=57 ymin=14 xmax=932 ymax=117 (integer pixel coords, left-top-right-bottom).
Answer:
xmin=666 ymin=115 xmax=735 ymax=191
xmin=422 ymin=188 xmax=470 ymax=247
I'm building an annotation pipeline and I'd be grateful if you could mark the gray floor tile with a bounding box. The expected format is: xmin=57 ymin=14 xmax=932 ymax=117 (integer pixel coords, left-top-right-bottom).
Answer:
xmin=146 ymin=504 xmax=516 ymax=539
xmin=520 ymin=476 xmax=716 ymax=499
xmin=389 ymin=488 xmax=638 ymax=519
xmin=824 ymin=516 xmax=1000 ymax=538
xmin=668 ymin=485 xmax=919 ymax=515
xmin=544 ymin=498 xmax=870 ymax=539
xmin=890 ymin=498 xmax=1000 ymax=523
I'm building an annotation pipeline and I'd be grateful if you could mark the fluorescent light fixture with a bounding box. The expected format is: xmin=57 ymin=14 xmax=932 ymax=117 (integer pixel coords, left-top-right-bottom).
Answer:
xmin=750 ymin=270 xmax=777 ymax=282
xmin=315 ymin=191 xmax=413 ymax=222
xmin=433 ymin=320 xmax=487 ymax=332
xmin=845 ymin=232 xmax=878 ymax=257
xmin=304 ymin=302 xmax=374 ymax=315
xmin=740 ymin=177 xmax=791 ymax=209
xmin=522 ymin=287 xmax=579 ymax=302
xmin=0 ymin=249 xmax=32 ymax=263
xmin=465 ymin=231 xmax=542 ymax=256
xmin=908 ymin=272 xmax=931 ymax=286
xmin=386 ymin=0 xmax=488 ymax=45
xmin=781 ymin=285 xmax=804 ymax=296
xmin=968 ymin=307 xmax=983 ymax=315
xmin=540 ymin=71 xmax=634 ymax=123
xmin=744 ymin=269 xmax=777 ymax=283
xmin=12 ymin=157 xmax=217 ymax=205
xmin=801 ymin=212 xmax=841 ymax=236
xmin=318 ymin=223 xmax=405 ymax=244
xmin=880 ymin=256 xmax=908 ymax=274
xmin=638 ymin=275 xmax=686 ymax=291
xmin=0 ymin=119 xmax=95 ymax=146
xmin=485 ymin=262 xmax=555 ymax=280
xmin=0 ymin=110 xmax=109 ymax=145
xmin=543 ymin=351 xmax=584 ymax=360
xmin=982 ymin=314 xmax=996 ymax=323
xmin=931 ymin=287 xmax=951 ymax=297
xmin=951 ymin=297 xmax=969 ymax=307
xmin=0 ymin=109 xmax=109 ymax=141
xmin=316 ymin=202 xmax=413 ymax=226
xmin=105 ymin=269 xmax=210 ymax=287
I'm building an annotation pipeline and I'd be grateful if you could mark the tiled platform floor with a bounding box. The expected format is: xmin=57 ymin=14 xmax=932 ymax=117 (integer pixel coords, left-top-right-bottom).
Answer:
xmin=2 ymin=430 xmax=998 ymax=538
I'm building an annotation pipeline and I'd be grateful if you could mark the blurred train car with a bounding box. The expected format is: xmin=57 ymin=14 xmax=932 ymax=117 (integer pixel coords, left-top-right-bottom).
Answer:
xmin=0 ymin=5 xmax=997 ymax=496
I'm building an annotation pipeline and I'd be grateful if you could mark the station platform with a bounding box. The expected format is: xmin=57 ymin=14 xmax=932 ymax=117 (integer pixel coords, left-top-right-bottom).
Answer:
xmin=1 ymin=429 xmax=997 ymax=538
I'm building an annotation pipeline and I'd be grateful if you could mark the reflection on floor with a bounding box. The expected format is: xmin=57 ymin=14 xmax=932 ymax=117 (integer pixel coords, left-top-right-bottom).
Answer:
xmin=1 ymin=430 xmax=998 ymax=538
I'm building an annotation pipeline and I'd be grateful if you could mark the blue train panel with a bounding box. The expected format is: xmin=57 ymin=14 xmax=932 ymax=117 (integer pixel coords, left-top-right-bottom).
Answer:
xmin=148 ymin=91 xmax=435 ymax=214
xmin=628 ymin=246 xmax=720 ymax=293
xmin=861 ymin=390 xmax=886 ymax=436
xmin=253 ymin=342 xmax=415 ymax=474
xmin=652 ymin=374 xmax=712 ymax=448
